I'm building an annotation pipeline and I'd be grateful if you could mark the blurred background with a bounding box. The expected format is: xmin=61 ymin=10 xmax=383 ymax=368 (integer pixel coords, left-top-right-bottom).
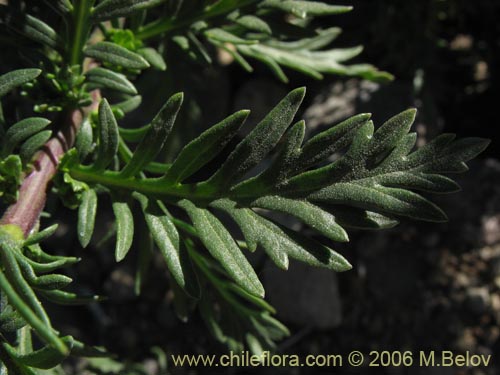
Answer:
xmin=26 ymin=0 xmax=500 ymax=374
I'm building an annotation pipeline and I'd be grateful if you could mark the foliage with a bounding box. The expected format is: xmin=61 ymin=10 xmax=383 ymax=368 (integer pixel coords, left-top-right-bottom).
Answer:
xmin=0 ymin=0 xmax=489 ymax=373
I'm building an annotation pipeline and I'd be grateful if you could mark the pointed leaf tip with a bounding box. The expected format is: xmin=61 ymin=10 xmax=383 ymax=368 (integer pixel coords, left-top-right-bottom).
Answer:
xmin=291 ymin=86 xmax=307 ymax=101
xmin=171 ymin=91 xmax=184 ymax=103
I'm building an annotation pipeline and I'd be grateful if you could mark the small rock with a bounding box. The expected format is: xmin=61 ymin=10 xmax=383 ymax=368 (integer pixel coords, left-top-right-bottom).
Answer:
xmin=454 ymin=272 xmax=470 ymax=288
xmin=495 ymin=277 xmax=500 ymax=289
xmin=482 ymin=215 xmax=500 ymax=245
xmin=455 ymin=328 xmax=477 ymax=351
xmin=491 ymin=294 xmax=500 ymax=312
xmin=465 ymin=287 xmax=491 ymax=315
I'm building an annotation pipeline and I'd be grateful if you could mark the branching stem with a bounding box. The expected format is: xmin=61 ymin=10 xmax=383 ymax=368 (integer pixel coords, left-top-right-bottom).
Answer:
xmin=0 ymin=91 xmax=100 ymax=237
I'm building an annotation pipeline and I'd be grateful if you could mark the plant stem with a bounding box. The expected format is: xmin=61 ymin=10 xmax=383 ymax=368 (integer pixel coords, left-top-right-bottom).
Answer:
xmin=0 ymin=91 xmax=100 ymax=237
xmin=136 ymin=0 xmax=260 ymax=40
xmin=68 ymin=165 xmax=217 ymax=202
xmin=69 ymin=0 xmax=94 ymax=66
xmin=1 ymin=0 xmax=99 ymax=237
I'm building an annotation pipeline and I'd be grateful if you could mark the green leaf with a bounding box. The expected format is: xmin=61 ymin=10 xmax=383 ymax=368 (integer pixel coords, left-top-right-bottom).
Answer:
xmin=22 ymin=14 xmax=60 ymax=49
xmin=56 ymin=0 xmax=73 ymax=12
xmin=164 ymin=109 xmax=249 ymax=184
xmin=213 ymin=199 xmax=352 ymax=271
xmin=24 ymin=224 xmax=59 ymax=247
xmin=259 ymin=0 xmax=352 ymax=18
xmin=213 ymin=201 xmax=289 ymax=269
xmin=408 ymin=136 xmax=490 ymax=173
xmin=214 ymin=41 xmax=254 ymax=72
xmin=231 ymin=120 xmax=305 ymax=195
xmin=135 ymin=194 xmax=199 ymax=298
xmin=112 ymin=200 xmax=134 ymax=262
xmin=31 ymin=274 xmax=72 ymax=291
xmin=205 ymin=28 xmax=258 ymax=45
xmin=0 ymin=69 xmax=41 ymax=98
xmin=77 ymin=189 xmax=98 ymax=248
xmin=266 ymin=27 xmax=341 ymax=51
xmin=0 ymin=256 xmax=67 ymax=355
xmin=308 ymin=183 xmax=448 ymax=222
xmin=205 ymin=87 xmax=305 ymax=190
xmin=0 ymin=248 xmax=51 ymax=325
xmin=75 ymin=119 xmax=94 ymax=160
xmin=19 ymin=130 xmax=52 ymax=163
xmin=85 ymin=67 xmax=137 ymax=95
xmin=237 ymin=43 xmax=390 ymax=82
xmin=120 ymin=92 xmax=183 ymax=178
xmin=113 ymin=96 xmax=142 ymax=114
xmin=366 ymin=109 xmax=416 ymax=159
xmin=179 ymin=200 xmax=264 ymax=297
xmin=38 ymin=290 xmax=103 ymax=305
xmin=251 ymin=196 xmax=349 ymax=242
xmin=324 ymin=206 xmax=399 ymax=230
xmin=235 ymin=15 xmax=272 ymax=35
xmin=93 ymin=99 xmax=119 ymax=171
xmin=91 ymin=0 xmax=167 ymax=21
xmin=61 ymin=90 xmax=489 ymax=301
xmin=15 ymin=254 xmax=78 ymax=274
xmin=0 ymin=306 xmax=27 ymax=332
xmin=137 ymin=47 xmax=167 ymax=71
xmin=297 ymin=113 xmax=372 ymax=171
xmin=118 ymin=123 xmax=149 ymax=142
xmin=4 ymin=336 xmax=73 ymax=369
xmin=84 ymin=42 xmax=150 ymax=70
xmin=4 ymin=118 xmax=51 ymax=153
xmin=0 ymin=155 xmax=22 ymax=203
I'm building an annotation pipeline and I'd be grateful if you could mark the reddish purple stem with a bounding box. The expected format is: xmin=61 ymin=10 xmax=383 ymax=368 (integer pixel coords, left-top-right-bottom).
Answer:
xmin=0 ymin=91 xmax=100 ymax=237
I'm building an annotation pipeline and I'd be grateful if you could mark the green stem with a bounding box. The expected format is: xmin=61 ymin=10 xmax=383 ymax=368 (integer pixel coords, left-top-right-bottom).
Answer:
xmin=69 ymin=0 xmax=95 ymax=66
xmin=69 ymin=165 xmax=217 ymax=202
xmin=136 ymin=0 xmax=260 ymax=40
xmin=118 ymin=138 xmax=171 ymax=174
